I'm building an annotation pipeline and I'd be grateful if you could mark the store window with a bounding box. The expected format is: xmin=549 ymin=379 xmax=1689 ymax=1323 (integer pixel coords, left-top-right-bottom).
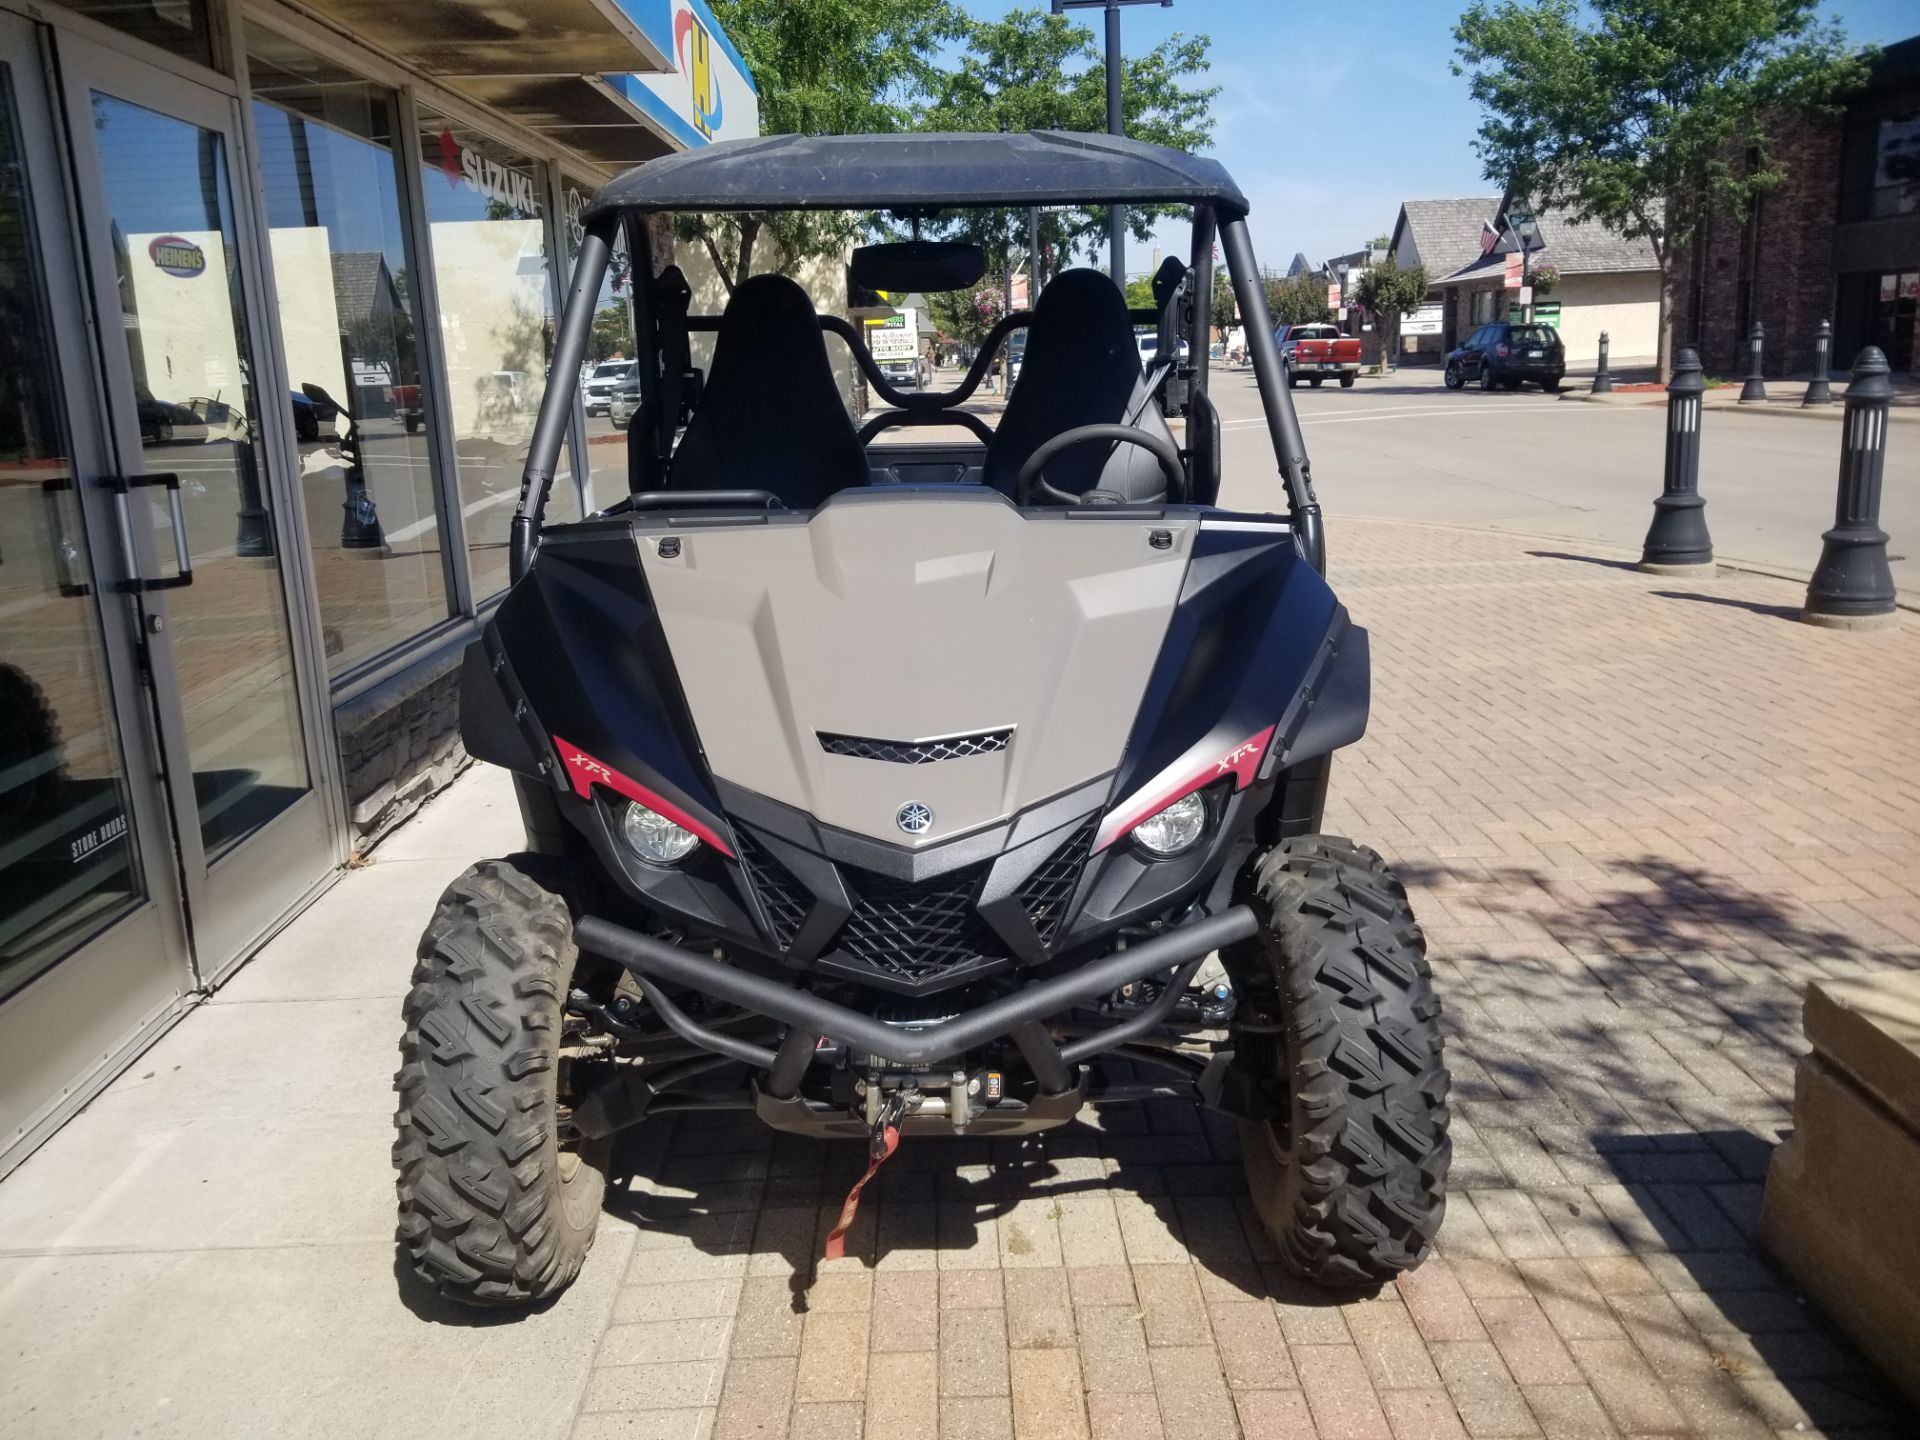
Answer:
xmin=418 ymin=112 xmax=571 ymax=600
xmin=1872 ymin=112 xmax=1920 ymax=219
xmin=566 ymin=177 xmax=636 ymax=513
xmin=247 ymin=25 xmax=448 ymax=673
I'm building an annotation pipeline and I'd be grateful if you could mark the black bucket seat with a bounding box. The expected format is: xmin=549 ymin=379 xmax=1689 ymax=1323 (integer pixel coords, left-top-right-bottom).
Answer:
xmin=982 ymin=268 xmax=1179 ymax=504
xmin=668 ymin=273 xmax=865 ymax=509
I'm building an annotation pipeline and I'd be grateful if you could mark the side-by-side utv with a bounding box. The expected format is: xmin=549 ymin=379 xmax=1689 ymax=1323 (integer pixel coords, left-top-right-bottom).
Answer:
xmin=392 ymin=132 xmax=1450 ymax=1307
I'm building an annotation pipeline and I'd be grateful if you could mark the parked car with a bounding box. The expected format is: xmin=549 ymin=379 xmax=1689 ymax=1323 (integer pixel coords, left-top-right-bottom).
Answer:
xmin=877 ymin=353 xmax=933 ymax=391
xmin=584 ymin=360 xmax=636 ymax=416
xmin=136 ymin=390 xmax=208 ymax=446
xmin=1275 ymin=323 xmax=1360 ymax=388
xmin=1134 ymin=332 xmax=1191 ymax=368
xmin=609 ymin=377 xmax=641 ymax=431
xmin=1444 ymin=322 xmax=1565 ymax=392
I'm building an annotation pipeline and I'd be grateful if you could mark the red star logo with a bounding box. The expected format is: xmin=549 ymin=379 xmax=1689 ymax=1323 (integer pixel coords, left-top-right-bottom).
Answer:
xmin=436 ymin=127 xmax=464 ymax=190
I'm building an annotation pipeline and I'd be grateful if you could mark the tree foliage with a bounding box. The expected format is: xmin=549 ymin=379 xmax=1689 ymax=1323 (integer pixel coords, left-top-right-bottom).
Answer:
xmin=917 ymin=7 xmax=1217 ymax=285
xmin=1210 ymin=267 xmax=1235 ymax=330
xmin=924 ymin=285 xmax=1008 ymax=354
xmin=1453 ymin=0 xmax=1867 ymax=374
xmin=1352 ymin=259 xmax=1430 ymax=372
xmin=1264 ymin=272 xmax=1331 ymax=328
xmin=686 ymin=0 xmax=969 ymax=289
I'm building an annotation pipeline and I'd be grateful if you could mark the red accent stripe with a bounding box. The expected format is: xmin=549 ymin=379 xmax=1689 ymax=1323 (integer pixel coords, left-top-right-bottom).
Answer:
xmin=552 ymin=736 xmax=734 ymax=858
xmin=1094 ymin=724 xmax=1276 ymax=853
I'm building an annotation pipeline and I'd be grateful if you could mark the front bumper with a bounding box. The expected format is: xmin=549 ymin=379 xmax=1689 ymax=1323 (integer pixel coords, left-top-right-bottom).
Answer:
xmin=573 ymin=904 xmax=1257 ymax=1108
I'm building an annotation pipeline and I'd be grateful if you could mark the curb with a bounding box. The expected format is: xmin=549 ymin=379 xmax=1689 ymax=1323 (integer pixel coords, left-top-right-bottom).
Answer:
xmin=1559 ymin=390 xmax=1920 ymax=424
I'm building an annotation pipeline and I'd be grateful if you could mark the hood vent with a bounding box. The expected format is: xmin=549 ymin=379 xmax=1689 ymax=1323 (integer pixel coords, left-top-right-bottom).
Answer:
xmin=819 ymin=728 xmax=1012 ymax=765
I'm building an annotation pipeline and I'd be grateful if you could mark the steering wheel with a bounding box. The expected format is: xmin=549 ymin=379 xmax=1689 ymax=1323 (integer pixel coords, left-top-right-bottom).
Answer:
xmin=1014 ymin=423 xmax=1187 ymax=506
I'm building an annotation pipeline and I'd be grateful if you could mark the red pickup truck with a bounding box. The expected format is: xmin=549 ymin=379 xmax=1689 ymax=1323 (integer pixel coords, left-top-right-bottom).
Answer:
xmin=1276 ymin=323 xmax=1362 ymax=389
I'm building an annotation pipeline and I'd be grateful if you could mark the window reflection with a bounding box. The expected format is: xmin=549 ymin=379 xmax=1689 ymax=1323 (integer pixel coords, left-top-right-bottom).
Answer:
xmin=566 ymin=177 xmax=636 ymax=514
xmin=92 ymin=92 xmax=309 ymax=856
xmin=248 ymin=24 xmax=448 ymax=673
xmin=0 ymin=66 xmax=142 ymax=994
xmin=418 ymin=114 xmax=569 ymax=598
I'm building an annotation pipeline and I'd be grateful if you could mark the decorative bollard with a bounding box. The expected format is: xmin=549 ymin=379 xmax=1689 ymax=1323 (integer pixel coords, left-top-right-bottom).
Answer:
xmin=1592 ymin=330 xmax=1613 ymax=394
xmin=1639 ymin=348 xmax=1715 ymax=575
xmin=1739 ymin=320 xmax=1767 ymax=402
xmin=1803 ymin=318 xmax=1835 ymax=407
xmin=1803 ymin=347 xmax=1898 ymax=629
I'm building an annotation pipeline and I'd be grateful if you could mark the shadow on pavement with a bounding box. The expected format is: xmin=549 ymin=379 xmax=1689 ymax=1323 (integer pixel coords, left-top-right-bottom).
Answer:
xmin=1652 ymin=590 xmax=1805 ymax=623
xmin=598 ymin=1090 xmax=1369 ymax=1316
xmin=1586 ymin=1134 xmax=1918 ymax=1431
xmin=390 ymin=1248 xmax=565 ymax=1327
xmin=1525 ymin=549 xmax=1646 ymax=573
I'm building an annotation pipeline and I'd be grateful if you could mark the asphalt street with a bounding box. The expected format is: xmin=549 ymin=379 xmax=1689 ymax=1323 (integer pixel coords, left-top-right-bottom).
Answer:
xmin=1209 ymin=365 xmax=1920 ymax=599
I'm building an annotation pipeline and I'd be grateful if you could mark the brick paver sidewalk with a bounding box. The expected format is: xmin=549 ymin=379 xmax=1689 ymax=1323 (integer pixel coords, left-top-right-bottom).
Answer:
xmin=577 ymin=520 xmax=1920 ymax=1440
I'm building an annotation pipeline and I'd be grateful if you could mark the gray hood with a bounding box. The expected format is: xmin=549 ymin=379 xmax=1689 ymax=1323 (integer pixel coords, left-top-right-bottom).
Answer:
xmin=637 ymin=492 xmax=1194 ymax=845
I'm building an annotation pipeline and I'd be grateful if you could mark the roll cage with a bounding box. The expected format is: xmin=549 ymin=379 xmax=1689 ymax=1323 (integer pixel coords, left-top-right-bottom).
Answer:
xmin=512 ymin=130 xmax=1322 ymax=580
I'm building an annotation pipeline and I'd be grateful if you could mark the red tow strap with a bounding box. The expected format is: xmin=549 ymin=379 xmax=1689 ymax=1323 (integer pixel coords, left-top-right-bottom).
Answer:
xmin=823 ymin=1122 xmax=900 ymax=1261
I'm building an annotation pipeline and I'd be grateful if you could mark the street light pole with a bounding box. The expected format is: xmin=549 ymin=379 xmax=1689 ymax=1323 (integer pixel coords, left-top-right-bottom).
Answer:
xmin=1052 ymin=0 xmax=1171 ymax=289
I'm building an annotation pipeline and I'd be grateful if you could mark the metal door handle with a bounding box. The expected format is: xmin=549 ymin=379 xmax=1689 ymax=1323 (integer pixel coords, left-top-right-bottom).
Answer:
xmin=110 ymin=472 xmax=194 ymax=592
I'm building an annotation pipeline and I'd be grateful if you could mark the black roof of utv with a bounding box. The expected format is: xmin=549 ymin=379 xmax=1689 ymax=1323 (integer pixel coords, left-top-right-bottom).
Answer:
xmin=581 ymin=131 xmax=1248 ymax=221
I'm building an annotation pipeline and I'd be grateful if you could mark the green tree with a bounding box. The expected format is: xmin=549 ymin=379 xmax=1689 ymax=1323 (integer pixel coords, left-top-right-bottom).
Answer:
xmin=918 ymin=7 xmax=1216 ymax=286
xmin=1264 ymin=272 xmax=1331 ymax=328
xmin=1210 ymin=267 xmax=1235 ymax=330
xmin=688 ymin=0 xmax=968 ymax=290
xmin=1453 ymin=0 xmax=1867 ymax=377
xmin=924 ymin=285 xmax=1008 ymax=355
xmin=1352 ymin=260 xmax=1429 ymax=373
xmin=588 ymin=303 xmax=634 ymax=363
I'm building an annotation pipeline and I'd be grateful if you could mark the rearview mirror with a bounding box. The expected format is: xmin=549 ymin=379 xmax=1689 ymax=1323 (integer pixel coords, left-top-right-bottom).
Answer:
xmin=849 ymin=241 xmax=986 ymax=295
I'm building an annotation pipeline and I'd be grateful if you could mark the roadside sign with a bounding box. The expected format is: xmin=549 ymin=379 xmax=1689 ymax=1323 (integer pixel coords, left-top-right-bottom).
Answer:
xmin=864 ymin=311 xmax=919 ymax=361
xmin=1517 ymin=285 xmax=1533 ymax=306
xmin=1403 ymin=301 xmax=1444 ymax=336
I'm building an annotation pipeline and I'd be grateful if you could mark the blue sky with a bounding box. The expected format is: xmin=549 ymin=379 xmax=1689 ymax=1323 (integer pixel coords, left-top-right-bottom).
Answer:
xmin=960 ymin=0 xmax=1919 ymax=278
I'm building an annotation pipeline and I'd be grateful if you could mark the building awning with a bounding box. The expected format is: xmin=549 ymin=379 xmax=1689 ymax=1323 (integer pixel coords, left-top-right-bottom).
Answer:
xmin=291 ymin=0 xmax=757 ymax=171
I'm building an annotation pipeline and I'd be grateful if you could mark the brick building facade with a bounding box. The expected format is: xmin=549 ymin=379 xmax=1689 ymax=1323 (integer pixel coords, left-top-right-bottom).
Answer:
xmin=1672 ymin=113 xmax=1846 ymax=377
xmin=1673 ymin=35 xmax=1920 ymax=378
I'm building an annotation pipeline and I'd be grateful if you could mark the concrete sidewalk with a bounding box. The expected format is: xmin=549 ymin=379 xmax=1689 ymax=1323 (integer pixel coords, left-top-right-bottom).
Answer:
xmin=4 ymin=519 xmax=1918 ymax=1439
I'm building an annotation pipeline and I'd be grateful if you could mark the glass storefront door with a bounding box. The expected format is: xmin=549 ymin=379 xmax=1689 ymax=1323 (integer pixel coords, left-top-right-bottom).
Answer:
xmin=0 ymin=8 xmax=191 ymax=1165
xmin=59 ymin=34 xmax=337 ymax=973
xmin=1873 ymin=271 xmax=1918 ymax=374
xmin=1 ymin=16 xmax=337 ymax=1167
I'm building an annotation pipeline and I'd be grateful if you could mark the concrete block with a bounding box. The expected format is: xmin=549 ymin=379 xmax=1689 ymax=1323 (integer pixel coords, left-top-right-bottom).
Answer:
xmin=1760 ymin=1054 xmax=1920 ymax=1407
xmin=1803 ymin=972 xmax=1920 ymax=1134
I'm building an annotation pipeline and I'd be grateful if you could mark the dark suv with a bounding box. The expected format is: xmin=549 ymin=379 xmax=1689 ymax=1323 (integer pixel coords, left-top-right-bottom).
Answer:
xmin=1444 ymin=321 xmax=1565 ymax=392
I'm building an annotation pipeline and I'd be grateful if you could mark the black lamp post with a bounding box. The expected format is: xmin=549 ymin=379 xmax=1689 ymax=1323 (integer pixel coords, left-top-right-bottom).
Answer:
xmin=1802 ymin=347 xmax=1899 ymax=629
xmin=1051 ymin=0 xmax=1172 ymax=289
xmin=1638 ymin=347 xmax=1715 ymax=575
xmin=1738 ymin=321 xmax=1767 ymax=403
xmin=1803 ymin=319 xmax=1834 ymax=407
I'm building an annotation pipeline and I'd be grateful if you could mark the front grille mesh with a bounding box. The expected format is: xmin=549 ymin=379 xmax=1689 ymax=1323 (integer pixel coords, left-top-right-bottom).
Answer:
xmin=1015 ymin=817 xmax=1098 ymax=945
xmin=735 ymin=830 xmax=810 ymax=950
xmin=818 ymin=729 xmax=1011 ymax=765
xmin=732 ymin=814 xmax=1097 ymax=987
xmin=831 ymin=866 xmax=1008 ymax=984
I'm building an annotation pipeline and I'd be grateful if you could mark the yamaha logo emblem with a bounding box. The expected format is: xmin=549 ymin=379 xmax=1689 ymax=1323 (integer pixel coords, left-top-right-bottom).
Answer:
xmin=896 ymin=802 xmax=933 ymax=835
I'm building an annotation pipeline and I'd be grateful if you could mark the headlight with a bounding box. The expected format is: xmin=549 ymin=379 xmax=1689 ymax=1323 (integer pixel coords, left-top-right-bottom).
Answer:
xmin=621 ymin=799 xmax=700 ymax=864
xmin=1131 ymin=791 xmax=1207 ymax=857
